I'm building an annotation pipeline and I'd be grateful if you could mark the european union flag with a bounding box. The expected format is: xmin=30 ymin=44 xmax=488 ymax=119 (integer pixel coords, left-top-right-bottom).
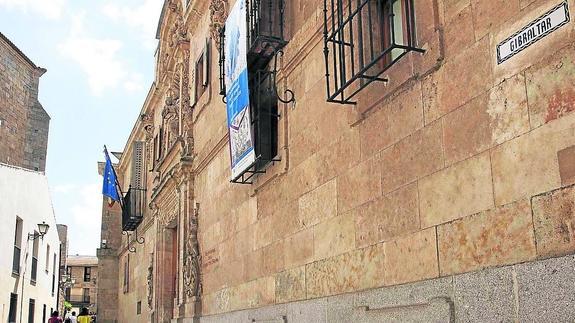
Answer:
xmin=102 ymin=147 xmax=120 ymax=203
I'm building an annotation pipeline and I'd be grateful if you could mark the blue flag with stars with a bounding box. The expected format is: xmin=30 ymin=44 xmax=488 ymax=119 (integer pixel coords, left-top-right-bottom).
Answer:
xmin=102 ymin=147 xmax=120 ymax=202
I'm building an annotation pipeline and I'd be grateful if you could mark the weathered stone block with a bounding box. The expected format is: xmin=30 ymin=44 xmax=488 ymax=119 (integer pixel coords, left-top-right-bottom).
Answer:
xmin=442 ymin=94 xmax=492 ymax=164
xmin=491 ymin=113 xmax=575 ymax=205
xmin=337 ymin=156 xmax=382 ymax=214
xmin=436 ymin=36 xmax=493 ymax=115
xmin=383 ymin=228 xmax=439 ymax=285
xmin=437 ymin=199 xmax=536 ymax=276
xmin=359 ymin=83 xmax=424 ymax=158
xmin=314 ymin=212 xmax=355 ymax=260
xmin=444 ymin=0 xmax=471 ymax=23
xmin=487 ymin=73 xmax=530 ymax=145
xmin=526 ymin=45 xmax=575 ymax=129
xmin=379 ymin=121 xmax=444 ymax=194
xmin=235 ymin=197 xmax=257 ymax=232
xmin=442 ymin=72 xmax=529 ymax=165
xmin=284 ymin=228 xmax=314 ymax=269
xmin=276 ymin=266 xmax=306 ymax=303
xmin=419 ymin=153 xmax=494 ymax=227
xmin=444 ymin=5 xmax=475 ymax=59
xmin=471 ymin=0 xmax=520 ymax=39
xmin=354 ymin=183 xmax=420 ymax=248
xmin=306 ymin=244 xmax=385 ymax=299
xmin=298 ymin=179 xmax=337 ymax=229
xmin=532 ymin=185 xmax=575 ymax=258
xmin=262 ymin=240 xmax=285 ymax=277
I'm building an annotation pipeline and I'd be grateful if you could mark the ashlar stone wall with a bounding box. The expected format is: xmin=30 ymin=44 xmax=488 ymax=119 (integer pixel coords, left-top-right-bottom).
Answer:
xmin=0 ymin=34 xmax=50 ymax=171
xmin=193 ymin=0 xmax=575 ymax=317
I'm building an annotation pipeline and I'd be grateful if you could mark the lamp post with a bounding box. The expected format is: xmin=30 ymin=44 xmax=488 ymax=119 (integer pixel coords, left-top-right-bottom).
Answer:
xmin=18 ymin=222 xmax=49 ymax=323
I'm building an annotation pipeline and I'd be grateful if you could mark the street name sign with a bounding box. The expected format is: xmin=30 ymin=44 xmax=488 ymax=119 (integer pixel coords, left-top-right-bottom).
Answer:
xmin=497 ymin=1 xmax=570 ymax=64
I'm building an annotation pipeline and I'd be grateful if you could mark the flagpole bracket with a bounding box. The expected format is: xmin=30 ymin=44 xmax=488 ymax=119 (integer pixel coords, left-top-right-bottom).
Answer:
xmin=122 ymin=230 xmax=145 ymax=253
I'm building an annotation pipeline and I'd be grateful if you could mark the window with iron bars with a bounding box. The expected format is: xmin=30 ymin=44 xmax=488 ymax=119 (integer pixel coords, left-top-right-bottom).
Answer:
xmin=323 ymin=0 xmax=424 ymax=104
xmin=218 ymin=0 xmax=291 ymax=184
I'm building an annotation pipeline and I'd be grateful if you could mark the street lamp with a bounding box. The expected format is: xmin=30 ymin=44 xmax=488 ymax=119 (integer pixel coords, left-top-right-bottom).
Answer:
xmin=28 ymin=222 xmax=50 ymax=240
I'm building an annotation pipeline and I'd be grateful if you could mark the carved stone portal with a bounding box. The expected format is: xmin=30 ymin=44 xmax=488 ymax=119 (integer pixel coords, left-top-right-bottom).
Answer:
xmin=183 ymin=203 xmax=201 ymax=298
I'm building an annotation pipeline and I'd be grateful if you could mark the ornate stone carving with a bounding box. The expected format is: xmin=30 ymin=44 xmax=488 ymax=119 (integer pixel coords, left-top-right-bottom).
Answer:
xmin=210 ymin=0 xmax=228 ymax=51
xmin=162 ymin=91 xmax=180 ymax=149
xmin=170 ymin=11 xmax=189 ymax=48
xmin=180 ymin=50 xmax=195 ymax=158
xmin=183 ymin=203 xmax=201 ymax=298
xmin=140 ymin=113 xmax=155 ymax=167
xmin=147 ymin=254 xmax=154 ymax=309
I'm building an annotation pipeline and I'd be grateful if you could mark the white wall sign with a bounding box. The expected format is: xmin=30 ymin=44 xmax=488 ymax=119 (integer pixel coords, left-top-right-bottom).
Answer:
xmin=497 ymin=1 xmax=570 ymax=64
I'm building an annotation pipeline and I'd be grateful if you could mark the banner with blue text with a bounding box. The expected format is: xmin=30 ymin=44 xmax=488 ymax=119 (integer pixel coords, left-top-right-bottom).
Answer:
xmin=225 ymin=0 xmax=256 ymax=179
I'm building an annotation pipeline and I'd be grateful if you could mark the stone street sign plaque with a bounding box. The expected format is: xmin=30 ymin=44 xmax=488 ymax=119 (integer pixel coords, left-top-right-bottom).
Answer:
xmin=497 ymin=1 xmax=570 ymax=64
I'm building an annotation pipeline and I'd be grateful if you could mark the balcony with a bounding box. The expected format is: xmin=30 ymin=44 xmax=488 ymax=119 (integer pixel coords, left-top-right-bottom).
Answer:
xmin=122 ymin=187 xmax=145 ymax=232
xmin=68 ymin=295 xmax=90 ymax=304
xmin=246 ymin=0 xmax=288 ymax=70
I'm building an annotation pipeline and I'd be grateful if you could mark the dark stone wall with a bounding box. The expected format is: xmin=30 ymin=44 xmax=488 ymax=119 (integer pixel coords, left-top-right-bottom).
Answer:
xmin=0 ymin=35 xmax=49 ymax=171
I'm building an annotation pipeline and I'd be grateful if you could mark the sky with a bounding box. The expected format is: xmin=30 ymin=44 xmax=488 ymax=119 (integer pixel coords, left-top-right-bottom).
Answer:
xmin=0 ymin=0 xmax=164 ymax=256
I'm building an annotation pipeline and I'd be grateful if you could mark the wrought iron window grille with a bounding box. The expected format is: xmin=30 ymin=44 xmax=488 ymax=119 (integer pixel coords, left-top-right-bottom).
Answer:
xmin=323 ymin=0 xmax=425 ymax=105
xmin=217 ymin=0 xmax=295 ymax=184
xmin=218 ymin=0 xmax=292 ymax=103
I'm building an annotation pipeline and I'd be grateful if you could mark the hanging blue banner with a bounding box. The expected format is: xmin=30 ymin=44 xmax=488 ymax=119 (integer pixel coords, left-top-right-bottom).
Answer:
xmin=225 ymin=0 xmax=256 ymax=179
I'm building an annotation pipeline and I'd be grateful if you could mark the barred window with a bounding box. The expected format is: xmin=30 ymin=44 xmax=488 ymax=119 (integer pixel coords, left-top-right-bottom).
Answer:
xmin=323 ymin=0 xmax=424 ymax=104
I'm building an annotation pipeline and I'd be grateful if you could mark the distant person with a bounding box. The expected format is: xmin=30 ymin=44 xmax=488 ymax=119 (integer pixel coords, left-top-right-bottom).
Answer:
xmin=48 ymin=311 xmax=63 ymax=323
xmin=77 ymin=308 xmax=90 ymax=323
xmin=65 ymin=311 xmax=78 ymax=323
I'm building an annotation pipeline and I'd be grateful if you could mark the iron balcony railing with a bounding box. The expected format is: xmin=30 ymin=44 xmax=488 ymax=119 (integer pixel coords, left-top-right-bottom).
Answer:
xmin=122 ymin=187 xmax=145 ymax=232
xmin=323 ymin=0 xmax=425 ymax=104
xmin=219 ymin=0 xmax=289 ymax=99
xmin=68 ymin=295 xmax=90 ymax=304
xmin=12 ymin=246 xmax=20 ymax=274
xmin=247 ymin=0 xmax=287 ymax=69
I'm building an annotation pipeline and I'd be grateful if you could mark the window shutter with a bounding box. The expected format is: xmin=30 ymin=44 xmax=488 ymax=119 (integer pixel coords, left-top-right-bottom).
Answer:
xmin=203 ymin=38 xmax=209 ymax=86
xmin=131 ymin=141 xmax=144 ymax=188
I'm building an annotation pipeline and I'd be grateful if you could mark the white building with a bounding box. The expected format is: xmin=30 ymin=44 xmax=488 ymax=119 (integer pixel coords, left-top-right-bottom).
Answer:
xmin=0 ymin=163 xmax=62 ymax=323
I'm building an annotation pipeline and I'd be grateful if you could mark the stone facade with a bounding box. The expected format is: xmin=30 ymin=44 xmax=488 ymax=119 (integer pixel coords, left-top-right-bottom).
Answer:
xmin=0 ymin=32 xmax=50 ymax=172
xmin=65 ymin=256 xmax=99 ymax=314
xmin=99 ymin=0 xmax=575 ymax=322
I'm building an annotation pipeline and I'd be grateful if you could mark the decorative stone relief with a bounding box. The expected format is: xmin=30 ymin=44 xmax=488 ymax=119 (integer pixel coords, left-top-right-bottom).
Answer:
xmin=180 ymin=50 xmax=194 ymax=158
xmin=184 ymin=202 xmax=201 ymax=298
xmin=147 ymin=254 xmax=154 ymax=309
xmin=210 ymin=0 xmax=228 ymax=51
xmin=140 ymin=113 xmax=155 ymax=167
xmin=162 ymin=91 xmax=180 ymax=149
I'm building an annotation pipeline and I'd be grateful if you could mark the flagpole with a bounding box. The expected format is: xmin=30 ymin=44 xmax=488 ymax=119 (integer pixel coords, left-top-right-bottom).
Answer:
xmin=104 ymin=145 xmax=125 ymax=209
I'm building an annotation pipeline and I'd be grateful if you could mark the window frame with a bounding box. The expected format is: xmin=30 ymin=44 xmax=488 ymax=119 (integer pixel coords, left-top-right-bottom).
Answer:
xmin=84 ymin=266 xmax=91 ymax=282
xmin=12 ymin=217 xmax=23 ymax=275
xmin=322 ymin=0 xmax=424 ymax=104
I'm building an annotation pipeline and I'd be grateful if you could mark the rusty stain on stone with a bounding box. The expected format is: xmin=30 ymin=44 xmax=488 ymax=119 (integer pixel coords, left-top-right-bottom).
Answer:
xmin=545 ymin=88 xmax=575 ymax=123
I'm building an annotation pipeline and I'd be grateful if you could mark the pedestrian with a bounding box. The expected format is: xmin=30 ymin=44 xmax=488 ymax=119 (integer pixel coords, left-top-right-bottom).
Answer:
xmin=65 ymin=311 xmax=78 ymax=323
xmin=48 ymin=311 xmax=63 ymax=323
xmin=77 ymin=308 xmax=90 ymax=323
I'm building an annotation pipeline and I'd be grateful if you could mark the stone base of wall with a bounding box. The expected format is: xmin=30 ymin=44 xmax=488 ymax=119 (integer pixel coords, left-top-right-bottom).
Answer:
xmin=194 ymin=255 xmax=575 ymax=322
